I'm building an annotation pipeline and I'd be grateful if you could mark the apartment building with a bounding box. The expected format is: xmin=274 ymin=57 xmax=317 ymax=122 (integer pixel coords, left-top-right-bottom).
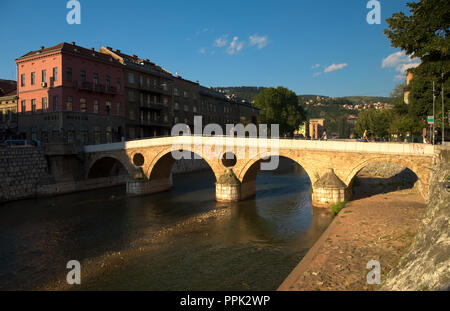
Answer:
xmin=16 ymin=42 xmax=125 ymax=145
xmin=99 ymin=47 xmax=173 ymax=139
xmin=0 ymin=79 xmax=18 ymax=134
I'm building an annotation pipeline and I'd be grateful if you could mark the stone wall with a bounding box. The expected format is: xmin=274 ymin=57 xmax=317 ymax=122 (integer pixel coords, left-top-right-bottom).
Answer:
xmin=382 ymin=148 xmax=450 ymax=290
xmin=0 ymin=147 xmax=48 ymax=202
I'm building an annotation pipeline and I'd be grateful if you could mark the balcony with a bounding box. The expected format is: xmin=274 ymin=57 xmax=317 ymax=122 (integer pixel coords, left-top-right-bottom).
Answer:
xmin=79 ymin=81 xmax=92 ymax=91
xmin=106 ymin=86 xmax=117 ymax=94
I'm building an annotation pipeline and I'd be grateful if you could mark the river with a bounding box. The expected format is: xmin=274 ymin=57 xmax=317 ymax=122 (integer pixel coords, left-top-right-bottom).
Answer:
xmin=0 ymin=158 xmax=332 ymax=290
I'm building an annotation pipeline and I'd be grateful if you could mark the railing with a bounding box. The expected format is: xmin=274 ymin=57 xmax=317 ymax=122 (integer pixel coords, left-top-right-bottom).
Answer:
xmin=83 ymin=135 xmax=437 ymax=156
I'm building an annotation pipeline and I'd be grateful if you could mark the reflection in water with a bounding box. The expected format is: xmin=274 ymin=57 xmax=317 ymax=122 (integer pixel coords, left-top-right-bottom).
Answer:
xmin=0 ymin=158 xmax=332 ymax=290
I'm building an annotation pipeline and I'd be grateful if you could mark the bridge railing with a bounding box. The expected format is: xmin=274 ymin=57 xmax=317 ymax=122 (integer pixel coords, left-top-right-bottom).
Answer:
xmin=83 ymin=135 xmax=435 ymax=156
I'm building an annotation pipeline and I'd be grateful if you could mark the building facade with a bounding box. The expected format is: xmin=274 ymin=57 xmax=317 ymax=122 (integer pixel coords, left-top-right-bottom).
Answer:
xmin=16 ymin=42 xmax=126 ymax=145
xmin=0 ymin=79 xmax=18 ymax=137
xmin=14 ymin=42 xmax=259 ymax=145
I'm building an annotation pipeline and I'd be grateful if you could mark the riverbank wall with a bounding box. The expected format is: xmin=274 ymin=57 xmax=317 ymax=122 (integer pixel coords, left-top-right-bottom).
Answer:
xmin=0 ymin=148 xmax=48 ymax=202
xmin=0 ymin=147 xmax=210 ymax=203
xmin=381 ymin=147 xmax=450 ymax=290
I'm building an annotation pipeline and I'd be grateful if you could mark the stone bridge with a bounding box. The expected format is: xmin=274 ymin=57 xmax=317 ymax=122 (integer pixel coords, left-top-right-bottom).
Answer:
xmin=82 ymin=136 xmax=436 ymax=206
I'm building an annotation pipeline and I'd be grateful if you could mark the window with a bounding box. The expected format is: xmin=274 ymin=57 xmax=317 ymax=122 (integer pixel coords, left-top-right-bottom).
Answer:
xmin=153 ymin=80 xmax=157 ymax=88
xmin=106 ymin=75 xmax=110 ymax=88
xmin=93 ymin=73 xmax=99 ymax=85
xmin=21 ymin=100 xmax=26 ymax=113
xmin=93 ymin=100 xmax=99 ymax=113
xmin=41 ymin=70 xmax=46 ymax=83
xmin=80 ymin=98 xmax=87 ymax=112
xmin=53 ymin=96 xmax=58 ymax=111
xmin=21 ymin=74 xmax=25 ymax=87
xmin=117 ymin=103 xmax=121 ymax=115
xmin=42 ymin=97 xmax=47 ymax=111
xmin=80 ymin=70 xmax=86 ymax=83
xmin=66 ymin=67 xmax=72 ymax=82
xmin=193 ymin=106 xmax=197 ymax=113
xmin=31 ymin=99 xmax=36 ymax=112
xmin=174 ymin=88 xmax=178 ymax=96
xmin=53 ymin=67 xmax=58 ymax=82
xmin=174 ymin=116 xmax=179 ymax=123
xmin=66 ymin=96 xmax=72 ymax=111
xmin=174 ymin=102 xmax=179 ymax=110
xmin=162 ymin=83 xmax=168 ymax=91
xmin=184 ymin=91 xmax=188 ymax=98
xmin=117 ymin=78 xmax=121 ymax=90
xmin=139 ymin=75 xmax=143 ymax=87
xmin=163 ymin=97 xmax=168 ymax=106
xmin=128 ymin=90 xmax=135 ymax=101
xmin=184 ymin=104 xmax=188 ymax=112
xmin=105 ymin=101 xmax=111 ymax=114
xmin=31 ymin=72 xmax=35 ymax=85
xmin=128 ymin=72 xmax=134 ymax=84
xmin=146 ymin=77 xmax=150 ymax=88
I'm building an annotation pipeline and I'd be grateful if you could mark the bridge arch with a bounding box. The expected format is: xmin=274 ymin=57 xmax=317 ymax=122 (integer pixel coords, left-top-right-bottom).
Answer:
xmin=145 ymin=146 xmax=222 ymax=182
xmin=86 ymin=153 xmax=136 ymax=179
xmin=345 ymin=156 xmax=428 ymax=199
xmin=237 ymin=151 xmax=315 ymax=183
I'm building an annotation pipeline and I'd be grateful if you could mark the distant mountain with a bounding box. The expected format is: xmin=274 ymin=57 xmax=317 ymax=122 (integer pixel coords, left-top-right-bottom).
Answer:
xmin=214 ymin=86 xmax=266 ymax=102
xmin=213 ymin=86 xmax=391 ymax=104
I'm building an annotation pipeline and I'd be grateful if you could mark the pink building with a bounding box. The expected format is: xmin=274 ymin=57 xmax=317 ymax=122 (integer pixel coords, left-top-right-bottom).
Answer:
xmin=16 ymin=42 xmax=126 ymax=144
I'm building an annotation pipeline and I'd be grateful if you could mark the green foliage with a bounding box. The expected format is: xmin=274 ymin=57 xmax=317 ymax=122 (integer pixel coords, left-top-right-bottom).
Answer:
xmin=337 ymin=115 xmax=350 ymax=138
xmin=385 ymin=0 xmax=450 ymax=131
xmin=254 ymin=87 xmax=306 ymax=135
xmin=331 ymin=201 xmax=347 ymax=216
xmin=355 ymin=109 xmax=394 ymax=139
xmin=384 ymin=0 xmax=449 ymax=60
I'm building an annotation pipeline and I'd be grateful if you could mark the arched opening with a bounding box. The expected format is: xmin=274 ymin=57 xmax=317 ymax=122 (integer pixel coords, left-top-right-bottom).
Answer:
xmin=349 ymin=161 xmax=420 ymax=200
xmin=236 ymin=156 xmax=331 ymax=241
xmin=149 ymin=151 xmax=217 ymax=195
xmin=241 ymin=156 xmax=312 ymax=201
xmin=88 ymin=157 xmax=128 ymax=179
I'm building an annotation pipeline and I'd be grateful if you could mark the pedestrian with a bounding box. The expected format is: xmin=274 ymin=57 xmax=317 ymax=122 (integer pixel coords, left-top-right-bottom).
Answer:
xmin=363 ymin=129 xmax=369 ymax=142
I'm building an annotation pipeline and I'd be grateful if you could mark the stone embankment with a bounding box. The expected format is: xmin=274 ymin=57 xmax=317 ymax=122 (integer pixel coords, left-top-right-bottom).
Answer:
xmin=0 ymin=147 xmax=211 ymax=203
xmin=0 ymin=148 xmax=48 ymax=202
xmin=279 ymin=149 xmax=450 ymax=291
xmin=382 ymin=148 xmax=450 ymax=290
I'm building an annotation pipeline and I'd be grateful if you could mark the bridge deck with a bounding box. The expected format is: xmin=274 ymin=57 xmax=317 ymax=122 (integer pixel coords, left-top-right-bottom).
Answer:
xmin=83 ymin=136 xmax=435 ymax=156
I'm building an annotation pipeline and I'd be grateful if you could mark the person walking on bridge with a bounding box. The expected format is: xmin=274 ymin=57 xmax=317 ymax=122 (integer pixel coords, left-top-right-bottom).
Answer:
xmin=363 ymin=129 xmax=369 ymax=142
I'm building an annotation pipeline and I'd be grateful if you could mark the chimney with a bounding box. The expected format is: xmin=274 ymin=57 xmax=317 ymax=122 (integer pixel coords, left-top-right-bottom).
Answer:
xmin=91 ymin=48 xmax=95 ymax=51
xmin=72 ymin=41 xmax=76 ymax=45
xmin=40 ymin=46 xmax=44 ymax=50
xmin=114 ymin=49 xmax=121 ymax=53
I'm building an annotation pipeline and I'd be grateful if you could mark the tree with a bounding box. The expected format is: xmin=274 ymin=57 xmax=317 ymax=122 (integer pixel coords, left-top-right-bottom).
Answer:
xmin=337 ymin=116 xmax=350 ymax=139
xmin=355 ymin=109 xmax=393 ymax=139
xmin=254 ymin=87 xmax=306 ymax=135
xmin=384 ymin=0 xmax=450 ymax=130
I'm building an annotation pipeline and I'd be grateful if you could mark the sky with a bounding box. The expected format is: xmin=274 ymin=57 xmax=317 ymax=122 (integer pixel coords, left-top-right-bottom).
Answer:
xmin=0 ymin=0 xmax=420 ymax=97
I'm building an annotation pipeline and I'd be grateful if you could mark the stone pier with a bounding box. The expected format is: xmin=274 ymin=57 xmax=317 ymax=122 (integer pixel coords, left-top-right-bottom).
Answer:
xmin=312 ymin=168 xmax=349 ymax=207
xmin=216 ymin=168 xmax=241 ymax=202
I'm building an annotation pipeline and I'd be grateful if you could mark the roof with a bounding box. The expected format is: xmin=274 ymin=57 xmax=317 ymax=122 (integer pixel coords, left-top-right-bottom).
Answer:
xmin=16 ymin=42 xmax=122 ymax=66
xmin=100 ymin=46 xmax=172 ymax=77
xmin=0 ymin=79 xmax=17 ymax=96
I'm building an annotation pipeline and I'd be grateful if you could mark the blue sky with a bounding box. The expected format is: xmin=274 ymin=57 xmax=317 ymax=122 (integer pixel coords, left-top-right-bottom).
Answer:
xmin=0 ymin=0 xmax=418 ymax=97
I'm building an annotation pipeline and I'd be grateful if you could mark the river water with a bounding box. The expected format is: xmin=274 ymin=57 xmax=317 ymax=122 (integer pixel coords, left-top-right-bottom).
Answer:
xmin=0 ymin=158 xmax=332 ymax=290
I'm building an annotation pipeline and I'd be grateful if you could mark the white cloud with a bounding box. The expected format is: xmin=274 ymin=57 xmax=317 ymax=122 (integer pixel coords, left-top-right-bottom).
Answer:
xmin=313 ymin=72 xmax=322 ymax=77
xmin=311 ymin=64 xmax=320 ymax=69
xmin=199 ymin=48 xmax=206 ymax=54
xmin=227 ymin=37 xmax=244 ymax=55
xmin=249 ymin=34 xmax=268 ymax=49
xmin=214 ymin=35 xmax=228 ymax=48
xmin=324 ymin=63 xmax=348 ymax=73
xmin=382 ymin=51 xmax=420 ymax=80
